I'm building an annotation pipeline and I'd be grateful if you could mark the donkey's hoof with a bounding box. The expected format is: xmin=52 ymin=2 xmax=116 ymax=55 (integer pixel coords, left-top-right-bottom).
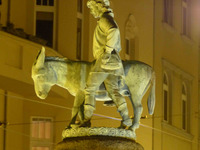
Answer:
xmin=128 ymin=123 xmax=140 ymax=131
xmin=123 ymin=118 xmax=132 ymax=127
xmin=118 ymin=123 xmax=128 ymax=129
xmin=79 ymin=120 xmax=91 ymax=127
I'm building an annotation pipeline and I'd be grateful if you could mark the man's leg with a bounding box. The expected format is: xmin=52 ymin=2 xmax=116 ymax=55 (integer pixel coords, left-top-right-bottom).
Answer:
xmin=104 ymin=75 xmax=132 ymax=127
xmin=83 ymin=72 xmax=108 ymax=123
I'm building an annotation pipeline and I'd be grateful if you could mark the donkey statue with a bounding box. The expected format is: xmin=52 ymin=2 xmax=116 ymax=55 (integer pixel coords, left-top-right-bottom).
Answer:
xmin=32 ymin=47 xmax=155 ymax=133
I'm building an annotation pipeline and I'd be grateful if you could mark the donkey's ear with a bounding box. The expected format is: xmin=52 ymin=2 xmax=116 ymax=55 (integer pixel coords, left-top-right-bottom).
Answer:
xmin=34 ymin=47 xmax=45 ymax=68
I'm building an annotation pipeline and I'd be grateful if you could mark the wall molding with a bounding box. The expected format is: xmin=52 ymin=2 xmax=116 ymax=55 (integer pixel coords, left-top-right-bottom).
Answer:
xmin=162 ymin=59 xmax=194 ymax=81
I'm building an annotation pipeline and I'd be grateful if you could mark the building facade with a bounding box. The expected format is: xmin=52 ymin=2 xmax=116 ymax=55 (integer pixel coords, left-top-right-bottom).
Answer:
xmin=0 ymin=0 xmax=199 ymax=150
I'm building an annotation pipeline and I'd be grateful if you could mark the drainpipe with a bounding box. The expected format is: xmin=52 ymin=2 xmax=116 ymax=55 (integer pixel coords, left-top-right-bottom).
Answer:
xmin=3 ymin=91 xmax=7 ymax=150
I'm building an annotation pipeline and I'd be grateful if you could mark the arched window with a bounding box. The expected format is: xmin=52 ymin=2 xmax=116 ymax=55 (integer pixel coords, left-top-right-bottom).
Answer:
xmin=125 ymin=14 xmax=138 ymax=60
xmin=163 ymin=72 xmax=169 ymax=122
xmin=182 ymin=82 xmax=187 ymax=130
xmin=182 ymin=0 xmax=191 ymax=37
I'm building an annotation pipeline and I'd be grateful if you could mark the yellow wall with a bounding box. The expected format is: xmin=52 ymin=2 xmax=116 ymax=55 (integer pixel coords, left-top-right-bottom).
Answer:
xmin=5 ymin=92 xmax=24 ymax=150
xmin=153 ymin=0 xmax=199 ymax=149
xmin=57 ymin=0 xmax=77 ymax=58
xmin=0 ymin=0 xmax=199 ymax=150
xmin=0 ymin=0 xmax=8 ymax=26
xmin=10 ymin=0 xmax=27 ymax=30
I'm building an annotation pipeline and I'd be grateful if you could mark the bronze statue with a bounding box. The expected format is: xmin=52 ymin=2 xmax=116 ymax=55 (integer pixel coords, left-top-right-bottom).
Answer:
xmin=32 ymin=47 xmax=155 ymax=135
xmin=83 ymin=0 xmax=131 ymax=127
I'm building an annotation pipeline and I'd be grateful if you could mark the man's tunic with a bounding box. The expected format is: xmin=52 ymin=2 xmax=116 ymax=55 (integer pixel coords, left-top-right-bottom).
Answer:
xmin=91 ymin=11 xmax=124 ymax=78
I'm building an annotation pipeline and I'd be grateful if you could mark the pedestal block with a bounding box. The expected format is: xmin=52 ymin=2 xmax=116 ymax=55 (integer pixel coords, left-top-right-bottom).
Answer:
xmin=55 ymin=136 xmax=144 ymax=150
xmin=55 ymin=127 xmax=144 ymax=150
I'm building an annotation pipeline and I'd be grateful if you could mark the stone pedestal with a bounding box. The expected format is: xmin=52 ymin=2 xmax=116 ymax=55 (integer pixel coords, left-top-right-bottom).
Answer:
xmin=55 ymin=127 xmax=144 ymax=150
xmin=55 ymin=136 xmax=144 ymax=150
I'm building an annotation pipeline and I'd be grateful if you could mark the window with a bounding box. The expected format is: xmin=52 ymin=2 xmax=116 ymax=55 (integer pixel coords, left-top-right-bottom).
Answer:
xmin=32 ymin=147 xmax=50 ymax=150
xmin=163 ymin=72 xmax=170 ymax=122
xmin=77 ymin=0 xmax=83 ymax=13
xmin=36 ymin=12 xmax=54 ymax=47
xmin=125 ymin=38 xmax=136 ymax=60
xmin=163 ymin=0 xmax=173 ymax=26
xmin=182 ymin=83 xmax=187 ymax=130
xmin=31 ymin=117 xmax=53 ymax=150
xmin=77 ymin=18 xmax=82 ymax=60
xmin=182 ymin=0 xmax=191 ymax=37
xmin=34 ymin=0 xmax=56 ymax=48
xmin=76 ymin=0 xmax=83 ymax=60
xmin=36 ymin=0 xmax=54 ymax=6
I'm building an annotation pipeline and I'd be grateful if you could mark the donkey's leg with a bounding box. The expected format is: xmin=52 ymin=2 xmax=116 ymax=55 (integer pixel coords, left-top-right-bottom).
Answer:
xmin=67 ymin=90 xmax=85 ymax=128
xmin=129 ymin=95 xmax=143 ymax=132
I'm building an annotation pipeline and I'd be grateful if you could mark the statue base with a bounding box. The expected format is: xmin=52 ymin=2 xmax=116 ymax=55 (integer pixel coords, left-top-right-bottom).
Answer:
xmin=55 ymin=136 xmax=144 ymax=150
xmin=55 ymin=127 xmax=144 ymax=150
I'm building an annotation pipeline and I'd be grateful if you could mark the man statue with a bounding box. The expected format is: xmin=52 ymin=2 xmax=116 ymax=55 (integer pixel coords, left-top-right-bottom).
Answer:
xmin=82 ymin=0 xmax=132 ymax=128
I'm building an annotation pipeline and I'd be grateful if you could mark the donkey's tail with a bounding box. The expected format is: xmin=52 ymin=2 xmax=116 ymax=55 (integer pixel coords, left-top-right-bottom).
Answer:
xmin=147 ymin=71 xmax=156 ymax=115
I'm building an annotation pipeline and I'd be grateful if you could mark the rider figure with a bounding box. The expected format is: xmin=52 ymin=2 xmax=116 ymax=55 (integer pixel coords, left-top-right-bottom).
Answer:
xmin=83 ymin=0 xmax=132 ymax=127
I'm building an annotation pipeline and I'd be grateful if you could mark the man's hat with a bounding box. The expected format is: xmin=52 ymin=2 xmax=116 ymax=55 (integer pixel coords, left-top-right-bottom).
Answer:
xmin=87 ymin=0 xmax=110 ymax=7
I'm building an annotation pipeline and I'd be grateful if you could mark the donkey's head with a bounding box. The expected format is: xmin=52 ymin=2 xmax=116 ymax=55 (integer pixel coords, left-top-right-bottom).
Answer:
xmin=32 ymin=47 xmax=56 ymax=99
